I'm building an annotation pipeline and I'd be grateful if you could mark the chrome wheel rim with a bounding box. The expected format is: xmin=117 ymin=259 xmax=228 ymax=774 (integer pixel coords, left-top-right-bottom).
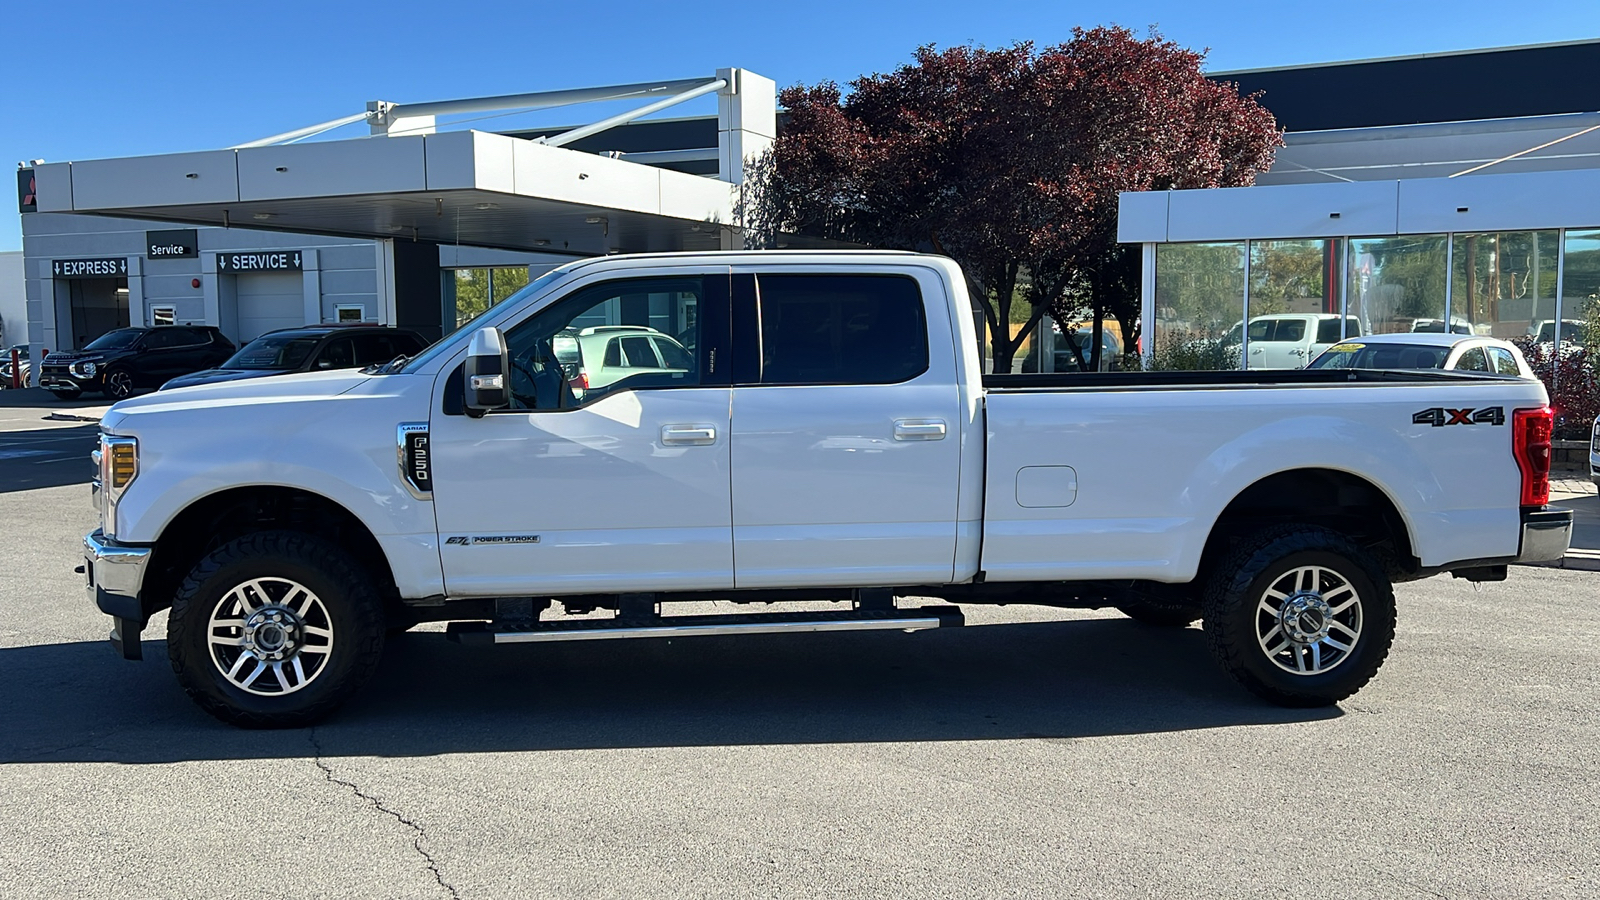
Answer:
xmin=207 ymin=578 xmax=335 ymax=696
xmin=106 ymin=371 xmax=132 ymax=398
xmin=1256 ymin=565 xmax=1362 ymax=675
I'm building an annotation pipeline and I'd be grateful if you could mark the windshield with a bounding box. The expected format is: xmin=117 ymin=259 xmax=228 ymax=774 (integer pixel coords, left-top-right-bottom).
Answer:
xmin=402 ymin=267 xmax=571 ymax=373
xmin=223 ymin=335 xmax=321 ymax=370
xmin=1309 ymin=341 xmax=1450 ymax=370
xmin=84 ymin=330 xmax=143 ymax=351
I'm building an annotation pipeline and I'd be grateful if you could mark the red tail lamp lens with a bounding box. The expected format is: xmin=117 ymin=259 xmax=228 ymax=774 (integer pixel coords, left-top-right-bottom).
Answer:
xmin=1512 ymin=407 xmax=1553 ymax=507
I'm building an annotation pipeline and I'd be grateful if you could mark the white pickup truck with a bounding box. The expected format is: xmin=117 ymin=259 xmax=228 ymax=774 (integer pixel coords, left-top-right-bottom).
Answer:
xmin=82 ymin=252 xmax=1573 ymax=727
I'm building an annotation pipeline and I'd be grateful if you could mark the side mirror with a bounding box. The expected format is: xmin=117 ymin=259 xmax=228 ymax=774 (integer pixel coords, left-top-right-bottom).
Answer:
xmin=464 ymin=327 xmax=510 ymax=417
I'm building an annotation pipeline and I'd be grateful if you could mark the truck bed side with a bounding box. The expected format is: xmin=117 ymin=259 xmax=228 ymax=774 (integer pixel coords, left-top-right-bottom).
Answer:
xmin=981 ymin=375 xmax=1549 ymax=582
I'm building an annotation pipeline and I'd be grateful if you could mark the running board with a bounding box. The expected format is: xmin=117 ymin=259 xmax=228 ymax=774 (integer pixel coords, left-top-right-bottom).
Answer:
xmin=446 ymin=606 xmax=963 ymax=645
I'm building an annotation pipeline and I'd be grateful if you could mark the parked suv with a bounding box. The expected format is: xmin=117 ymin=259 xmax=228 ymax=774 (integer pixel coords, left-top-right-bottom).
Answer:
xmin=528 ymin=325 xmax=694 ymax=405
xmin=1222 ymin=314 xmax=1362 ymax=369
xmin=162 ymin=325 xmax=428 ymax=391
xmin=40 ymin=326 xmax=235 ymax=400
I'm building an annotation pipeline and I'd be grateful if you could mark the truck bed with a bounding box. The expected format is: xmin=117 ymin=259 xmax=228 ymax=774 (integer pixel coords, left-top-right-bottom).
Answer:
xmin=984 ymin=368 xmax=1514 ymax=391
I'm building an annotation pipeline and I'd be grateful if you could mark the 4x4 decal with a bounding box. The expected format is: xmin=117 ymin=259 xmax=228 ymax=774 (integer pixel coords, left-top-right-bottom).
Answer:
xmin=1413 ymin=406 xmax=1505 ymax=427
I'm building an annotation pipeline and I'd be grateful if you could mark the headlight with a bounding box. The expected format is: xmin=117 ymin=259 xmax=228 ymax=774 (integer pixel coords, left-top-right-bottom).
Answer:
xmin=99 ymin=435 xmax=138 ymax=537
xmin=71 ymin=360 xmax=98 ymax=377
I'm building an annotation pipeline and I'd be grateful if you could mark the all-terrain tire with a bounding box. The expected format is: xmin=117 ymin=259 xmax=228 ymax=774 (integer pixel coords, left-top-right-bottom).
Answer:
xmin=1116 ymin=600 xmax=1202 ymax=627
xmin=1201 ymin=525 xmax=1395 ymax=708
xmin=168 ymin=530 xmax=386 ymax=728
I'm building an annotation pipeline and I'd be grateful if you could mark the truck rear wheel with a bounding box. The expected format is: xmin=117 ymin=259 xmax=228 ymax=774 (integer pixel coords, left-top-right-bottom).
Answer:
xmin=167 ymin=530 xmax=385 ymax=728
xmin=1201 ymin=526 xmax=1395 ymax=708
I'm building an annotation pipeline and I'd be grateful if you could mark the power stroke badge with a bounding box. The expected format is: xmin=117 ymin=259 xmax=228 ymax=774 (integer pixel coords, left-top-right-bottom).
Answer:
xmin=445 ymin=535 xmax=542 ymax=546
xmin=1412 ymin=406 xmax=1506 ymax=427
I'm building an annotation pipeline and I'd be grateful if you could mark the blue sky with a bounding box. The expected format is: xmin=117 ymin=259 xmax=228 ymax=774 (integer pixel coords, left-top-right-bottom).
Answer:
xmin=4 ymin=0 xmax=1598 ymax=251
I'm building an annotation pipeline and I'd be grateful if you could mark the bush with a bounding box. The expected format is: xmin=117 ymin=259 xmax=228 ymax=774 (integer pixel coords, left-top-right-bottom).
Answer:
xmin=1146 ymin=332 xmax=1241 ymax=372
xmin=1513 ymin=338 xmax=1600 ymax=441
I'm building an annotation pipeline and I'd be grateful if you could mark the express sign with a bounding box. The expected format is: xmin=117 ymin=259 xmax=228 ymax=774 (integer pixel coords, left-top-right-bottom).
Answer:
xmin=52 ymin=257 xmax=129 ymax=278
xmin=218 ymin=251 xmax=303 ymax=272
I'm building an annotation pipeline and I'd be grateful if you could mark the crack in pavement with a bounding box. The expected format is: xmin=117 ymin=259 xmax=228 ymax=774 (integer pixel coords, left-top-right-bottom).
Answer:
xmin=308 ymin=729 xmax=461 ymax=900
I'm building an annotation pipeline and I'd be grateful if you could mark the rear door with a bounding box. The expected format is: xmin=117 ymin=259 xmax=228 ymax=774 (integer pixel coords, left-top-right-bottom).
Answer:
xmin=728 ymin=269 xmax=963 ymax=588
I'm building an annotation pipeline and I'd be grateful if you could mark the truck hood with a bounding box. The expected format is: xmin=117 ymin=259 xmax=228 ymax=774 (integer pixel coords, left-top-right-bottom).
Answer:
xmin=101 ymin=369 xmax=374 ymax=431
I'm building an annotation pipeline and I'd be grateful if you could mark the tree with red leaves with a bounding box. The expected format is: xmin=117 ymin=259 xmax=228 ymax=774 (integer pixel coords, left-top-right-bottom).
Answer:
xmin=745 ymin=27 xmax=1283 ymax=372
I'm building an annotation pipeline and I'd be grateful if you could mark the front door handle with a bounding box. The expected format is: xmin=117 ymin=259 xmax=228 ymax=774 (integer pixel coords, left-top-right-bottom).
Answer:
xmin=893 ymin=418 xmax=947 ymax=441
xmin=661 ymin=424 xmax=717 ymax=446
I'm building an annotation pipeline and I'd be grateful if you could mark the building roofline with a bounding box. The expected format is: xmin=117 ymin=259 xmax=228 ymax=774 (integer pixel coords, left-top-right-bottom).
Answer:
xmin=1209 ymin=37 xmax=1600 ymax=78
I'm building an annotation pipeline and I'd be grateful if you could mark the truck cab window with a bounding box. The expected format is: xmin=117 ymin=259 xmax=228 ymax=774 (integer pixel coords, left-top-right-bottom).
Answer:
xmin=502 ymin=278 xmax=704 ymax=410
xmin=754 ymin=274 xmax=928 ymax=385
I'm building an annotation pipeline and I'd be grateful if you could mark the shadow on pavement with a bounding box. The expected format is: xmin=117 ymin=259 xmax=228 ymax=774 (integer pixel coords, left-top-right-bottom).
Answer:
xmin=0 ymin=425 xmax=99 ymax=493
xmin=2 ymin=617 xmax=1338 ymax=764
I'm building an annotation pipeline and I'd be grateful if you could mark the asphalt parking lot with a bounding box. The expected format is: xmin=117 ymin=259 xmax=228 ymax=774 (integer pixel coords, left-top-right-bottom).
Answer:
xmin=2 ymin=406 xmax=1597 ymax=899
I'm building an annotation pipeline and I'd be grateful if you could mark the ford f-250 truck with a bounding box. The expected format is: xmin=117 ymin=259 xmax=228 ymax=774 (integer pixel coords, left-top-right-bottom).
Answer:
xmin=82 ymin=252 xmax=1574 ymax=727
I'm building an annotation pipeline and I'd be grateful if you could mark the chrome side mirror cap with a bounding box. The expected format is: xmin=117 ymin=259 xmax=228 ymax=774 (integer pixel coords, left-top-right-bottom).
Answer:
xmin=464 ymin=327 xmax=509 ymax=417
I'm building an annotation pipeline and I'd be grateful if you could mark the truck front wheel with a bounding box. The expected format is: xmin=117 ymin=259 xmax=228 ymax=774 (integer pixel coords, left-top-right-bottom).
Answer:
xmin=1201 ymin=526 xmax=1395 ymax=707
xmin=167 ymin=530 xmax=386 ymax=728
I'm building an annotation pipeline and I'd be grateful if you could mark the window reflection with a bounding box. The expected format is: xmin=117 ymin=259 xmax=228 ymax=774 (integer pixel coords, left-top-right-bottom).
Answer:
xmin=1348 ymin=236 xmax=1448 ymax=336
xmin=1451 ymin=231 xmax=1559 ymax=339
xmin=1153 ymin=242 xmax=1244 ymax=370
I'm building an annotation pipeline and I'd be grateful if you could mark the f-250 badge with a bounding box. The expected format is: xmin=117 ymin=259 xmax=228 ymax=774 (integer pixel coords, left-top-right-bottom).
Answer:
xmin=1412 ymin=406 xmax=1505 ymax=427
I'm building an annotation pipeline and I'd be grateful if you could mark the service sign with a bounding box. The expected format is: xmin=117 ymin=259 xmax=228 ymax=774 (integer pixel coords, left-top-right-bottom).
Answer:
xmin=147 ymin=229 xmax=198 ymax=259
xmin=52 ymin=257 xmax=128 ymax=279
xmin=218 ymin=250 xmax=303 ymax=272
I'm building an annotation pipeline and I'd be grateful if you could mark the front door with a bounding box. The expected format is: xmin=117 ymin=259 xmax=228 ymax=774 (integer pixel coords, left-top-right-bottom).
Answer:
xmin=729 ymin=270 xmax=964 ymax=588
xmin=430 ymin=272 xmax=734 ymax=598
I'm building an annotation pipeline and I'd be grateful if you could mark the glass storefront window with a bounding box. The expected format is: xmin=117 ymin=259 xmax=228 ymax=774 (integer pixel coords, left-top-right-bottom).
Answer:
xmin=1450 ymin=231 xmax=1559 ymax=340
xmin=447 ymin=266 xmax=531 ymax=332
xmin=1247 ymin=239 xmax=1345 ymax=368
xmin=1559 ymin=229 xmax=1600 ymax=352
xmin=1348 ymin=235 xmax=1448 ymax=336
xmin=1153 ymin=242 xmax=1245 ymax=370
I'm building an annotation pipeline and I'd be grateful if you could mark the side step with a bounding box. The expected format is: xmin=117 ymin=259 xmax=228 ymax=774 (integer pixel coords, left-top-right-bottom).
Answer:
xmin=446 ymin=605 xmax=963 ymax=645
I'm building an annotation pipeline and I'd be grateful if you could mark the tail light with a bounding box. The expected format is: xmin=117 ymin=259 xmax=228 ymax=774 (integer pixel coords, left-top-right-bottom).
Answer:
xmin=1512 ymin=407 xmax=1553 ymax=507
xmin=570 ymin=372 xmax=589 ymax=391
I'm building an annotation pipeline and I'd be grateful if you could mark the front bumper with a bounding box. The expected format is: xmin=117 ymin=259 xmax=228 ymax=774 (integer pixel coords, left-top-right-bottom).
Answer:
xmin=83 ymin=529 xmax=153 ymax=660
xmin=1517 ymin=506 xmax=1574 ymax=563
xmin=39 ymin=369 xmax=99 ymax=392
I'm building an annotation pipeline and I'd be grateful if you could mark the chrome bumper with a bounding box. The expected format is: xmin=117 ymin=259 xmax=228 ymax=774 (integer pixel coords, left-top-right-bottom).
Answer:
xmin=83 ymin=529 xmax=153 ymax=660
xmin=1516 ymin=507 xmax=1574 ymax=563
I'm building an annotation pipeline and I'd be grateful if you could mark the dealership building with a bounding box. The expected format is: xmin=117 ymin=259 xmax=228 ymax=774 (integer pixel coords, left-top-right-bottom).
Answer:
xmin=1120 ymin=39 xmax=1600 ymax=372
xmin=11 ymin=41 xmax=1600 ymax=380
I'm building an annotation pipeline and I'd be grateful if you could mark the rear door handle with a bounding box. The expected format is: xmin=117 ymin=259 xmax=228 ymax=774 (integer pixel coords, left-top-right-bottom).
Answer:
xmin=661 ymin=425 xmax=717 ymax=446
xmin=893 ymin=418 xmax=947 ymax=441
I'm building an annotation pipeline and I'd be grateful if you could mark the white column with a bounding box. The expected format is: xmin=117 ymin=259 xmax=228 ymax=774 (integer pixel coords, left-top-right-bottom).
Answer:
xmin=375 ymin=240 xmax=398 ymax=325
xmin=126 ymin=257 xmax=146 ymax=328
xmin=716 ymin=68 xmax=776 ymax=185
xmin=301 ymin=249 xmax=321 ymax=325
xmin=1140 ymin=242 xmax=1156 ymax=369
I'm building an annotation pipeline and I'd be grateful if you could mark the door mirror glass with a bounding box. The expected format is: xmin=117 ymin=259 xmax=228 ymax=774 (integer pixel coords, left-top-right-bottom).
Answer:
xmin=464 ymin=327 xmax=510 ymax=417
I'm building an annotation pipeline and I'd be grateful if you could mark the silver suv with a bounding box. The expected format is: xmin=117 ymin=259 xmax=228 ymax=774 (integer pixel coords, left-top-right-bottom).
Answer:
xmin=557 ymin=326 xmax=695 ymax=399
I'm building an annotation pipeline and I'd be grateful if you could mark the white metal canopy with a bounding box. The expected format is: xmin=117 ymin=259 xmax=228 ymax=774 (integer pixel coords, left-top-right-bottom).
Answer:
xmin=32 ymin=129 xmax=736 ymax=255
xmin=27 ymin=71 xmax=780 ymax=255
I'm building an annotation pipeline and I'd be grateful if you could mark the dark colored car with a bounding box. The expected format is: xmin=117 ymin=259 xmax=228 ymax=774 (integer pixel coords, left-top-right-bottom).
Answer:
xmin=161 ymin=325 xmax=429 ymax=391
xmin=1 ymin=344 xmax=29 ymax=390
xmin=39 ymin=326 xmax=236 ymax=400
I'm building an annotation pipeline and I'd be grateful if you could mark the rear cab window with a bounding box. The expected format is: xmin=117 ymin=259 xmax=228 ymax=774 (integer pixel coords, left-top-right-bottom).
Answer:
xmin=749 ymin=274 xmax=929 ymax=385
